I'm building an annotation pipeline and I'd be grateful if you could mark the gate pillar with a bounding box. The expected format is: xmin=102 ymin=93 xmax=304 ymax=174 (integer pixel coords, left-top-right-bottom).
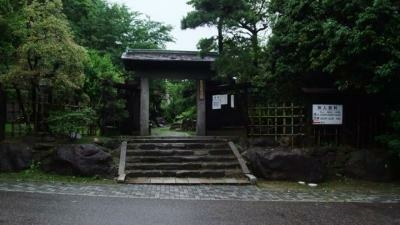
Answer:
xmin=196 ymin=80 xmax=206 ymax=136
xmin=140 ymin=77 xmax=150 ymax=136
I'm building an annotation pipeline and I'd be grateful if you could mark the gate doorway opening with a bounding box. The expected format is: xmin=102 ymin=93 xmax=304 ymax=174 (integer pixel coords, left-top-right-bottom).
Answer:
xmin=122 ymin=49 xmax=216 ymax=136
xmin=149 ymin=78 xmax=196 ymax=137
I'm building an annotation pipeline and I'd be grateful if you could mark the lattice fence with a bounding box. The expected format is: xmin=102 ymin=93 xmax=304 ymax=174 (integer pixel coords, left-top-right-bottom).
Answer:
xmin=247 ymin=103 xmax=305 ymax=141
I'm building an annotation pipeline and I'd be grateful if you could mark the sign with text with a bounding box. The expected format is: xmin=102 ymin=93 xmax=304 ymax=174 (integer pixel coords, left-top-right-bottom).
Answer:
xmin=312 ymin=104 xmax=343 ymax=125
xmin=212 ymin=94 xmax=228 ymax=110
xmin=212 ymin=95 xmax=222 ymax=109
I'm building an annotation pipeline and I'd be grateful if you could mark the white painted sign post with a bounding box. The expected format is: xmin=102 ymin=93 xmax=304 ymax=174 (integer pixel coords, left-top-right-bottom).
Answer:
xmin=312 ymin=104 xmax=343 ymax=125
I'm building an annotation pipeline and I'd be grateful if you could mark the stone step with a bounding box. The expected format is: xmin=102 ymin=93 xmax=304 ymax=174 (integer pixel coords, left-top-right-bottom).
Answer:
xmin=125 ymin=169 xmax=243 ymax=178
xmin=125 ymin=162 xmax=240 ymax=170
xmin=127 ymin=138 xmax=227 ymax=144
xmin=127 ymin=149 xmax=195 ymax=156
xmin=126 ymin=149 xmax=233 ymax=157
xmin=127 ymin=143 xmax=228 ymax=150
xmin=126 ymin=155 xmax=237 ymax=163
xmin=125 ymin=177 xmax=250 ymax=184
xmin=123 ymin=136 xmax=233 ymax=142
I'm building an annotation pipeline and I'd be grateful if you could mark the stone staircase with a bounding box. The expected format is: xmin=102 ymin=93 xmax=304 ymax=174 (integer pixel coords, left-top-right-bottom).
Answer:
xmin=118 ymin=137 xmax=253 ymax=184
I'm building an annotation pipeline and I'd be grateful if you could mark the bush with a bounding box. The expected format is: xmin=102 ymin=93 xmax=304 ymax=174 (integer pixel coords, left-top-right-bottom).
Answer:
xmin=48 ymin=107 xmax=97 ymax=139
xmin=376 ymin=111 xmax=400 ymax=159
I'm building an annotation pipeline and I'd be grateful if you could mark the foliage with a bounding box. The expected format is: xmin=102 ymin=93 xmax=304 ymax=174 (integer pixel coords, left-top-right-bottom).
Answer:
xmin=264 ymin=0 xmax=400 ymax=99
xmin=83 ymin=50 xmax=127 ymax=132
xmin=0 ymin=0 xmax=174 ymax=135
xmin=376 ymin=111 xmax=400 ymax=159
xmin=162 ymin=80 xmax=196 ymax=123
xmin=0 ymin=0 xmax=25 ymax=73
xmin=176 ymin=106 xmax=197 ymax=122
xmin=0 ymin=166 xmax=114 ymax=184
xmin=62 ymin=0 xmax=173 ymax=63
xmin=182 ymin=0 xmax=270 ymax=83
xmin=150 ymin=79 xmax=167 ymax=125
xmin=2 ymin=0 xmax=87 ymax=93
xmin=48 ymin=107 xmax=97 ymax=139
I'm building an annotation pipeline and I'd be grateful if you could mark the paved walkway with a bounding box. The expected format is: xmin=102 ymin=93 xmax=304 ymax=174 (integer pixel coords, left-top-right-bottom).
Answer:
xmin=0 ymin=181 xmax=399 ymax=203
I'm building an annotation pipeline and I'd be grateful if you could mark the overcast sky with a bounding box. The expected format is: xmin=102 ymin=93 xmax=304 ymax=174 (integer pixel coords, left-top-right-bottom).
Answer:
xmin=106 ymin=0 xmax=216 ymax=51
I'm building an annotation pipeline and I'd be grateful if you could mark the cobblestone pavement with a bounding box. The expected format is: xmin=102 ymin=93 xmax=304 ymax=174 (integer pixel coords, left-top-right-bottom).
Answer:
xmin=0 ymin=181 xmax=399 ymax=203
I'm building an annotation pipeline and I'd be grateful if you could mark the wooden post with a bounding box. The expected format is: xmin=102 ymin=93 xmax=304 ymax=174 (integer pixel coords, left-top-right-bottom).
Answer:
xmin=196 ymin=80 xmax=206 ymax=136
xmin=140 ymin=77 xmax=150 ymax=136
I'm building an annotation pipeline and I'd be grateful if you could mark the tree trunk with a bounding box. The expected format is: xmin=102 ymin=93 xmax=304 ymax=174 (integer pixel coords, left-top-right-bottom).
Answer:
xmin=13 ymin=84 xmax=29 ymax=126
xmin=217 ymin=17 xmax=224 ymax=54
xmin=251 ymin=31 xmax=259 ymax=68
xmin=31 ymin=80 xmax=38 ymax=132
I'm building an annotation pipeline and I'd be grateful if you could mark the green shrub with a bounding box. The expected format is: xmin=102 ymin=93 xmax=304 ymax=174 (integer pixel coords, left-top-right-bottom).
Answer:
xmin=376 ymin=111 xmax=400 ymax=159
xmin=48 ymin=107 xmax=97 ymax=139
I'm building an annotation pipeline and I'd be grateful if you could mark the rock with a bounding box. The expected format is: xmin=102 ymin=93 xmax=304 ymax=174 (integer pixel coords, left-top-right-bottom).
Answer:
xmin=308 ymin=183 xmax=318 ymax=187
xmin=308 ymin=146 xmax=351 ymax=177
xmin=170 ymin=123 xmax=181 ymax=130
xmin=97 ymin=138 xmax=121 ymax=150
xmin=278 ymin=136 xmax=291 ymax=147
xmin=247 ymin=137 xmax=278 ymax=148
xmin=345 ymin=149 xmax=400 ymax=181
xmin=44 ymin=144 xmax=115 ymax=177
xmin=0 ymin=143 xmax=32 ymax=172
xmin=247 ymin=147 xmax=325 ymax=182
xmin=33 ymin=143 xmax=56 ymax=151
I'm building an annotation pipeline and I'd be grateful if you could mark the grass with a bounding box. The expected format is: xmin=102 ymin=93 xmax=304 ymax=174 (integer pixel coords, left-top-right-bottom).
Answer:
xmin=0 ymin=166 xmax=115 ymax=185
xmin=257 ymin=178 xmax=400 ymax=194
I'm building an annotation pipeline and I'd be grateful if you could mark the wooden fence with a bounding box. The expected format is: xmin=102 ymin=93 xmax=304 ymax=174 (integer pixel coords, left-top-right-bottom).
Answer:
xmin=247 ymin=103 xmax=305 ymax=144
xmin=6 ymin=102 xmax=32 ymax=137
xmin=248 ymin=101 xmax=387 ymax=148
xmin=5 ymin=100 xmax=98 ymax=138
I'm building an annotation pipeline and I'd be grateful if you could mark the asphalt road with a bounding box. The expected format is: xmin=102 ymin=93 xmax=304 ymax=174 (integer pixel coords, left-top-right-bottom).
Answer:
xmin=0 ymin=191 xmax=399 ymax=225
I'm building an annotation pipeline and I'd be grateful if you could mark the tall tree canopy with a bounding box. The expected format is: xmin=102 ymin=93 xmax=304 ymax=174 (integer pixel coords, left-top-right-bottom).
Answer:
xmin=182 ymin=0 xmax=270 ymax=82
xmin=0 ymin=0 xmax=174 ymax=133
xmin=264 ymin=0 xmax=400 ymax=97
xmin=62 ymin=0 xmax=173 ymax=62
xmin=3 ymin=0 xmax=87 ymax=93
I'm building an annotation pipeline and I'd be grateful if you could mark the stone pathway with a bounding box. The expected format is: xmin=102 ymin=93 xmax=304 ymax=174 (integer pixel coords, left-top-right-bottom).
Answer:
xmin=0 ymin=181 xmax=399 ymax=203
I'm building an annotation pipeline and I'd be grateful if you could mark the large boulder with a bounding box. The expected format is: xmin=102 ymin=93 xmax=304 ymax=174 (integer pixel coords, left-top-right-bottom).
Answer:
xmin=345 ymin=149 xmax=400 ymax=181
xmin=95 ymin=138 xmax=121 ymax=151
xmin=308 ymin=146 xmax=352 ymax=177
xmin=43 ymin=144 xmax=115 ymax=177
xmin=0 ymin=143 xmax=32 ymax=172
xmin=247 ymin=137 xmax=278 ymax=148
xmin=246 ymin=147 xmax=325 ymax=182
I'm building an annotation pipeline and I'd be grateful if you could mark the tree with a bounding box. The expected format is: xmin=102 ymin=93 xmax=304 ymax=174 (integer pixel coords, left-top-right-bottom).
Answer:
xmin=0 ymin=0 xmax=25 ymax=74
xmin=182 ymin=0 xmax=270 ymax=83
xmin=264 ymin=0 xmax=400 ymax=98
xmin=182 ymin=0 xmax=245 ymax=53
xmin=162 ymin=80 xmax=196 ymax=124
xmin=84 ymin=50 xmax=127 ymax=133
xmin=62 ymin=0 xmax=173 ymax=63
xmin=1 ymin=0 xmax=87 ymax=130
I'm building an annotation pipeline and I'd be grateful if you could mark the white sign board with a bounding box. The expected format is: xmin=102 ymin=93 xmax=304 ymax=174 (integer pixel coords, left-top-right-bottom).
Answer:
xmin=220 ymin=94 xmax=228 ymax=105
xmin=212 ymin=95 xmax=221 ymax=109
xmin=312 ymin=104 xmax=343 ymax=125
xmin=212 ymin=94 xmax=229 ymax=110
